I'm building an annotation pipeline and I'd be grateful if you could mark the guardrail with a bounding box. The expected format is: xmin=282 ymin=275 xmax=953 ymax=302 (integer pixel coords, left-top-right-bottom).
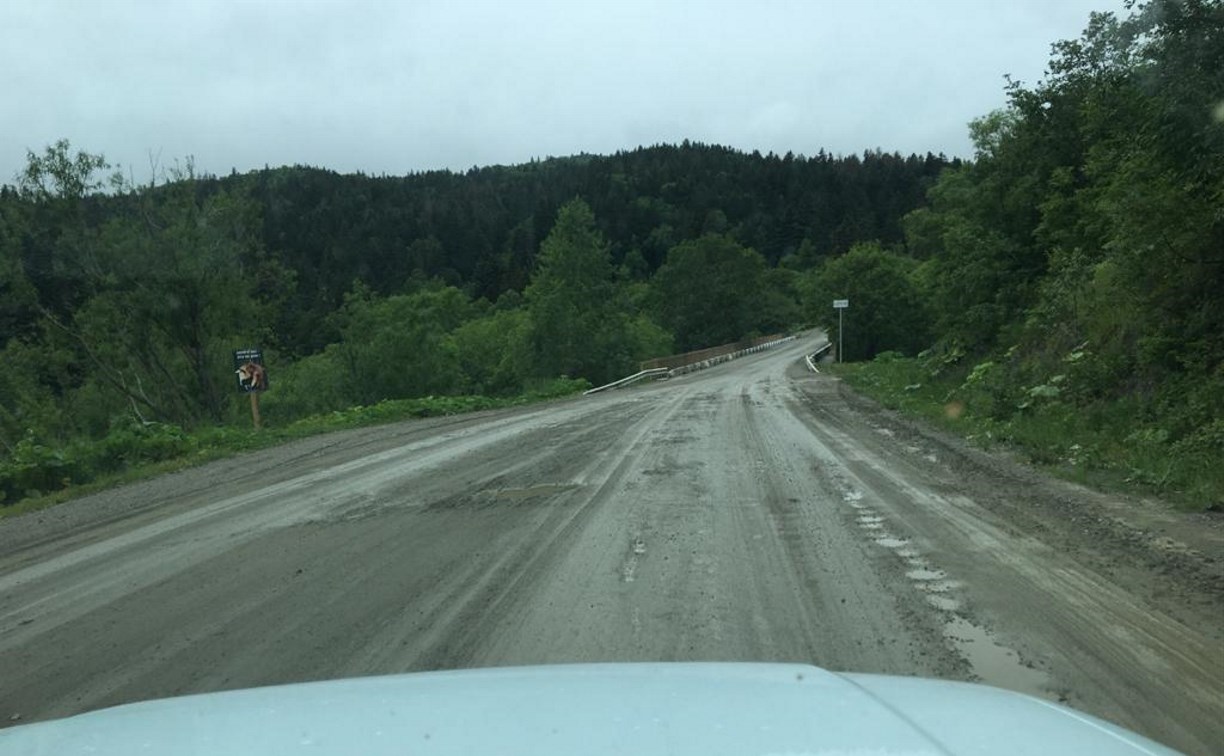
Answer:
xmin=666 ymin=335 xmax=795 ymax=377
xmin=806 ymin=342 xmax=833 ymax=372
xmin=586 ymin=335 xmax=797 ymax=395
xmin=640 ymin=334 xmax=788 ymax=372
xmin=583 ymin=368 xmax=671 ymax=395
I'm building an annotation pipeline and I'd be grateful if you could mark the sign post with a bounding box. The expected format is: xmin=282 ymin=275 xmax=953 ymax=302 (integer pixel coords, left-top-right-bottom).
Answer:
xmin=249 ymin=392 xmax=262 ymax=430
xmin=832 ymin=299 xmax=849 ymax=362
xmin=233 ymin=348 xmax=269 ymax=430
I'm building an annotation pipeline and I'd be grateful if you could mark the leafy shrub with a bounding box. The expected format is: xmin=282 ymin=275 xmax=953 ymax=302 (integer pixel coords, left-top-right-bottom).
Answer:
xmin=842 ymin=351 xmax=1222 ymax=510
xmin=259 ymin=345 xmax=350 ymax=420
xmin=451 ymin=309 xmax=533 ymax=396
xmin=94 ymin=419 xmax=196 ymax=468
xmin=0 ymin=435 xmax=82 ymax=502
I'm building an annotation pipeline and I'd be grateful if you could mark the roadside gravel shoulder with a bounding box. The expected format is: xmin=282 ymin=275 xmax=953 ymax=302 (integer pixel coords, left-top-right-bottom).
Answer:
xmin=0 ymin=402 xmax=566 ymax=562
xmin=794 ymin=366 xmax=1223 ymax=617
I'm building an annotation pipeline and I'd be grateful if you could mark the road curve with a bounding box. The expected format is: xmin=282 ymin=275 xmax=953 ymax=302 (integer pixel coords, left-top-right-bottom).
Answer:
xmin=1 ymin=336 xmax=1220 ymax=753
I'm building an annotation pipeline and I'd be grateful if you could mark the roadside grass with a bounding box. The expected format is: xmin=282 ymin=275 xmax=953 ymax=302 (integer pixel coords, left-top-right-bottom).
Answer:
xmin=0 ymin=378 xmax=590 ymax=520
xmin=831 ymin=355 xmax=1222 ymax=512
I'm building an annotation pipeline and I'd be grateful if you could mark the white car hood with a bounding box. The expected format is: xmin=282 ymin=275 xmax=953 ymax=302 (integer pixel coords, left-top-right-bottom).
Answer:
xmin=0 ymin=663 xmax=1177 ymax=755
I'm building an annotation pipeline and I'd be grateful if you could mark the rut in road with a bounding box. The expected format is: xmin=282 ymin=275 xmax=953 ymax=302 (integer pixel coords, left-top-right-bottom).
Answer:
xmin=0 ymin=337 xmax=1220 ymax=755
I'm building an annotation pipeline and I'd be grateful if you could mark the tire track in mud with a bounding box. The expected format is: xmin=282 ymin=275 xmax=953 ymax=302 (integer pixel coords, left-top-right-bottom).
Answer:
xmin=0 ymin=393 xmax=674 ymax=720
xmin=782 ymin=367 xmax=1223 ymax=755
xmin=0 ymin=400 xmax=634 ymax=651
xmin=725 ymin=382 xmax=960 ymax=676
xmin=465 ymin=361 xmax=961 ymax=678
xmin=388 ymin=386 xmax=699 ymax=672
xmin=1 ymin=337 xmax=1219 ymax=754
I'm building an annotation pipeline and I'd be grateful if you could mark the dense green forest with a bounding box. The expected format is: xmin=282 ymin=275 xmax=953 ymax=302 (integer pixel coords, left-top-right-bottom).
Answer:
xmin=820 ymin=0 xmax=1223 ymax=508
xmin=0 ymin=135 xmax=950 ymax=502
xmin=2 ymin=0 xmax=1220 ymax=509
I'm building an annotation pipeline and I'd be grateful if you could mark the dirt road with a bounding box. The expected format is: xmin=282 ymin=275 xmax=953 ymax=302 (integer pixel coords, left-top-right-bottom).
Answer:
xmin=1 ymin=336 xmax=1220 ymax=752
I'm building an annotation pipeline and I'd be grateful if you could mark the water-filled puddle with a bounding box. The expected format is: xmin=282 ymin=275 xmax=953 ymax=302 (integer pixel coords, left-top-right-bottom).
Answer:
xmin=874 ymin=536 xmax=909 ymax=549
xmin=914 ymin=579 xmax=961 ymax=594
xmin=851 ymin=502 xmax=1051 ymax=700
xmin=926 ymin=594 xmax=961 ymax=612
xmin=906 ymin=567 xmax=947 ymax=581
xmin=943 ymin=615 xmax=1050 ymax=699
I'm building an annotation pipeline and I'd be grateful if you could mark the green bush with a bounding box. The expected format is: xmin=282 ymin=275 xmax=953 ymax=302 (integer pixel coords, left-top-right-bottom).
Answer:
xmin=0 ymin=435 xmax=81 ymax=502
xmin=841 ymin=352 xmax=1222 ymax=511
xmin=259 ymin=345 xmax=350 ymax=420
xmin=94 ymin=419 xmax=196 ymax=468
xmin=1 ymin=376 xmax=593 ymax=512
xmin=451 ymin=309 xmax=533 ymax=396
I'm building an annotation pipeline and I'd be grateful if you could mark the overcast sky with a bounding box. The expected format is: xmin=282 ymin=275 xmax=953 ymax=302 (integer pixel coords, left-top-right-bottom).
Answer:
xmin=2 ymin=0 xmax=1131 ymax=185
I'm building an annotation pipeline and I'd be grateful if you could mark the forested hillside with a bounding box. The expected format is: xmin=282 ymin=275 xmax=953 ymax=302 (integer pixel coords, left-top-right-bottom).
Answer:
xmin=230 ymin=145 xmax=949 ymax=354
xmin=2 ymin=0 xmax=1218 ymax=510
xmin=0 ymin=139 xmax=948 ymax=502
xmin=823 ymin=0 xmax=1223 ymax=508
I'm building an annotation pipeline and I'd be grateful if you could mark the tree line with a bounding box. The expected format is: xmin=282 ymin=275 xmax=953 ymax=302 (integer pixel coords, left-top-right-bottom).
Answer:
xmin=232 ymin=143 xmax=950 ymax=355
xmin=809 ymin=0 xmax=1222 ymax=504
xmin=4 ymin=0 xmax=1214 ymax=506
xmin=0 ymin=138 xmax=948 ymax=481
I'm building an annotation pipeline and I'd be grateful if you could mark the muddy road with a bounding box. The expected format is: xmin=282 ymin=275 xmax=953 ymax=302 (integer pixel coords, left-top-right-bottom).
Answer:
xmin=1 ymin=336 xmax=1221 ymax=752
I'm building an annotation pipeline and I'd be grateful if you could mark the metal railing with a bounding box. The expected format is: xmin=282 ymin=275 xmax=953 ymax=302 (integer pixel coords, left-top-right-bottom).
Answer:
xmin=806 ymin=342 xmax=833 ymax=372
xmin=585 ymin=335 xmax=797 ymax=395
xmin=583 ymin=368 xmax=671 ymax=395
xmin=639 ymin=334 xmax=787 ymax=372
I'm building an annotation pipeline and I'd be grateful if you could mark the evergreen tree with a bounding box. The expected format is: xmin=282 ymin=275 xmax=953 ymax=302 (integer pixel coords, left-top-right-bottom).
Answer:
xmin=525 ymin=199 xmax=635 ymax=384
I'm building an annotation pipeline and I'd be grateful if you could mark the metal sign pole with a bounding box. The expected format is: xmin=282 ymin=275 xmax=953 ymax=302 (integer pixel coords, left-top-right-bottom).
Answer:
xmin=832 ymin=299 xmax=849 ymax=362
xmin=838 ymin=308 xmax=843 ymax=363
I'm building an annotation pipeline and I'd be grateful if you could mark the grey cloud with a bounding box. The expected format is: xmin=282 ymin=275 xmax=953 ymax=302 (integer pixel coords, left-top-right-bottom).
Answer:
xmin=1 ymin=0 xmax=1130 ymax=184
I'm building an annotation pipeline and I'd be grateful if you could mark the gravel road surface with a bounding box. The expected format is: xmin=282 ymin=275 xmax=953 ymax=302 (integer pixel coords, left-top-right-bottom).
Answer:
xmin=2 ymin=335 xmax=1221 ymax=753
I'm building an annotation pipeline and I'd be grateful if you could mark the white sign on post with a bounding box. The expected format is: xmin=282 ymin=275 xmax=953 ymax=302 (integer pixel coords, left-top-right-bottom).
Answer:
xmin=832 ymin=300 xmax=849 ymax=362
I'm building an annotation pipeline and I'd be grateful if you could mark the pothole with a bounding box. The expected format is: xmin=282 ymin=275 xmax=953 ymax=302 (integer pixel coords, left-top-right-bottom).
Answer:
xmin=926 ymin=594 xmax=961 ymax=612
xmin=873 ymin=536 xmax=909 ymax=549
xmin=842 ymin=495 xmax=1047 ymax=700
xmin=622 ymin=534 xmax=647 ymax=583
xmin=914 ymin=579 xmax=962 ymax=594
xmin=488 ymin=483 xmax=577 ymax=502
xmin=622 ymin=558 xmax=638 ymax=583
xmin=906 ymin=567 xmax=947 ymax=582
xmin=943 ymin=615 xmax=1050 ymax=699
